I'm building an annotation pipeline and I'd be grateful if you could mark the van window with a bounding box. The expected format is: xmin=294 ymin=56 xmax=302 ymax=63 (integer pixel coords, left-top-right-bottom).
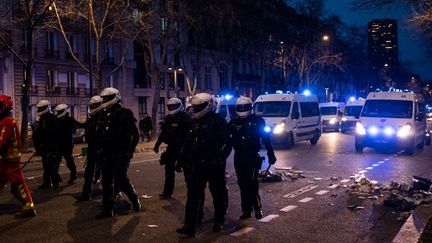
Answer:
xmin=344 ymin=106 xmax=362 ymax=116
xmin=292 ymin=102 xmax=299 ymax=116
xmin=228 ymin=105 xmax=236 ymax=120
xmin=300 ymin=102 xmax=320 ymax=117
xmin=362 ymin=100 xmax=413 ymax=118
xmin=218 ymin=105 xmax=227 ymax=118
xmin=254 ymin=101 xmax=291 ymax=117
xmin=320 ymin=107 xmax=337 ymax=115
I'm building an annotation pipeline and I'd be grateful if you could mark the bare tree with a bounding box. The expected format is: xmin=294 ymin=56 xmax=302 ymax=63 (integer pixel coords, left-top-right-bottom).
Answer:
xmin=0 ymin=0 xmax=54 ymax=150
xmin=51 ymin=0 xmax=132 ymax=93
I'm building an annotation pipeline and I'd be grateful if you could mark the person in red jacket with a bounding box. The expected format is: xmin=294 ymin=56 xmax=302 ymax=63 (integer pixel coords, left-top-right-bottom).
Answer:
xmin=0 ymin=95 xmax=36 ymax=218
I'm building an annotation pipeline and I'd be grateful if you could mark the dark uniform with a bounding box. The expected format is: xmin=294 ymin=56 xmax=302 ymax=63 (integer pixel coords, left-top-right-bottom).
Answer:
xmin=179 ymin=112 xmax=231 ymax=233
xmin=33 ymin=112 xmax=61 ymax=188
xmin=154 ymin=111 xmax=191 ymax=198
xmin=96 ymin=103 xmax=140 ymax=217
xmin=79 ymin=112 xmax=102 ymax=200
xmin=57 ymin=114 xmax=84 ymax=183
xmin=228 ymin=114 xmax=276 ymax=219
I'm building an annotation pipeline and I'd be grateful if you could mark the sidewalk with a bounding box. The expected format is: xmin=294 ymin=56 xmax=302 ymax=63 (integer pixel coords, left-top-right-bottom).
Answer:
xmin=20 ymin=140 xmax=165 ymax=164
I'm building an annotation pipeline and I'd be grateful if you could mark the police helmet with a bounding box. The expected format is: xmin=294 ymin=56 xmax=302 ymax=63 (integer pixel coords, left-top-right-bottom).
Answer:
xmin=167 ymin=97 xmax=183 ymax=115
xmin=100 ymin=87 xmax=121 ymax=109
xmin=54 ymin=104 xmax=69 ymax=118
xmin=190 ymin=93 xmax=213 ymax=119
xmin=36 ymin=100 xmax=51 ymax=116
xmin=235 ymin=96 xmax=253 ymax=118
xmin=89 ymin=95 xmax=103 ymax=115
xmin=0 ymin=95 xmax=12 ymax=115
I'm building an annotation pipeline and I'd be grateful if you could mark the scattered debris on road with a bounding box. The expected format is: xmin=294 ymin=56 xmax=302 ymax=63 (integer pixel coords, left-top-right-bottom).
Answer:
xmin=142 ymin=194 xmax=152 ymax=199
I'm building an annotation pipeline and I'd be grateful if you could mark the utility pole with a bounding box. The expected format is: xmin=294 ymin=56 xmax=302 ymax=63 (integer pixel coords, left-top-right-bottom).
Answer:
xmin=88 ymin=0 xmax=93 ymax=97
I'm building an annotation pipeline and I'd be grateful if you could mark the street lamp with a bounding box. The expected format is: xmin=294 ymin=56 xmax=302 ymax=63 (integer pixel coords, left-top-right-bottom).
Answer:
xmin=325 ymin=87 xmax=329 ymax=102
xmin=322 ymin=34 xmax=330 ymax=42
xmin=168 ymin=67 xmax=182 ymax=97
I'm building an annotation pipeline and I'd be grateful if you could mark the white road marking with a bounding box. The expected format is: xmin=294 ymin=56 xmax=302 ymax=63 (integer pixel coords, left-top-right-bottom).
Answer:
xmin=365 ymin=167 xmax=373 ymax=170
xmin=340 ymin=179 xmax=350 ymax=183
xmin=283 ymin=185 xmax=319 ymax=198
xmin=280 ymin=205 xmax=298 ymax=212
xmin=378 ymin=161 xmax=385 ymax=164
xmin=299 ymin=197 xmax=314 ymax=203
xmin=315 ymin=190 xmax=329 ymax=195
xmin=230 ymin=227 xmax=255 ymax=237
xmin=384 ymin=158 xmax=390 ymax=161
xmin=372 ymin=164 xmax=379 ymax=167
xmin=358 ymin=170 xmax=367 ymax=174
xmin=258 ymin=214 xmax=280 ymax=223
xmin=328 ymin=184 xmax=338 ymax=189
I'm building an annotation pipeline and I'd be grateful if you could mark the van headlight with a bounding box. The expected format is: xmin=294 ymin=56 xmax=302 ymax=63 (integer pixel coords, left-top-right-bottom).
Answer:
xmin=355 ymin=122 xmax=366 ymax=135
xmin=341 ymin=117 xmax=347 ymax=122
xmin=397 ymin=125 xmax=412 ymax=138
xmin=273 ymin=123 xmax=285 ymax=134
xmin=329 ymin=118 xmax=337 ymax=124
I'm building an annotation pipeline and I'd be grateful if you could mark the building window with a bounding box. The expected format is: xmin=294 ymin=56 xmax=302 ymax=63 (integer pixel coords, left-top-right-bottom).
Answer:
xmin=105 ymin=75 xmax=113 ymax=88
xmin=158 ymin=97 xmax=165 ymax=119
xmin=178 ymin=73 xmax=185 ymax=91
xmin=205 ymin=66 xmax=212 ymax=89
xmin=67 ymin=71 xmax=76 ymax=94
xmin=46 ymin=32 xmax=58 ymax=57
xmin=22 ymin=28 xmax=30 ymax=53
xmin=104 ymin=41 xmax=114 ymax=64
xmin=192 ymin=64 xmax=201 ymax=89
xmin=161 ymin=17 xmax=168 ymax=35
xmin=219 ymin=64 xmax=227 ymax=89
xmin=47 ymin=69 xmax=57 ymax=93
xmin=160 ymin=72 xmax=165 ymax=90
xmin=138 ymin=97 xmax=147 ymax=117
xmin=167 ymin=72 xmax=174 ymax=90
xmin=66 ymin=34 xmax=77 ymax=58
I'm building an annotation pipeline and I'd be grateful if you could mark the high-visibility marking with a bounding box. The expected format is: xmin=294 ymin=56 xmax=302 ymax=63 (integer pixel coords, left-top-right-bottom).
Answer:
xmin=315 ymin=190 xmax=329 ymax=195
xmin=280 ymin=205 xmax=298 ymax=212
xmin=340 ymin=179 xmax=350 ymax=183
xmin=384 ymin=158 xmax=390 ymax=161
xmin=283 ymin=185 xmax=319 ymax=198
xmin=378 ymin=161 xmax=385 ymax=164
xmin=358 ymin=170 xmax=367 ymax=174
xmin=366 ymin=167 xmax=373 ymax=170
xmin=258 ymin=214 xmax=279 ymax=223
xmin=230 ymin=227 xmax=255 ymax=237
xmin=372 ymin=164 xmax=379 ymax=167
xmin=299 ymin=197 xmax=314 ymax=203
xmin=328 ymin=184 xmax=338 ymax=189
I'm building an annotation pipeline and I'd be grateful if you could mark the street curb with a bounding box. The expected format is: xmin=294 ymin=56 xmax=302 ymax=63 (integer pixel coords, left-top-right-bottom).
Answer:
xmin=392 ymin=207 xmax=432 ymax=243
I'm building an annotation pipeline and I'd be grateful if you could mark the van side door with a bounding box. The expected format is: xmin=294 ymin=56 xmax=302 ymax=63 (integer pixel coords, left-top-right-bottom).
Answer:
xmin=299 ymin=102 xmax=321 ymax=139
xmin=291 ymin=102 xmax=301 ymax=141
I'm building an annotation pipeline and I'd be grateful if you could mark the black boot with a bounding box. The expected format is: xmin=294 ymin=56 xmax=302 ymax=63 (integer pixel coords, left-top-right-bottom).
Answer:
xmin=239 ymin=212 xmax=252 ymax=220
xmin=96 ymin=210 xmax=113 ymax=219
xmin=255 ymin=210 xmax=263 ymax=220
xmin=76 ymin=193 xmax=92 ymax=201
xmin=212 ymin=222 xmax=224 ymax=232
xmin=176 ymin=226 xmax=195 ymax=237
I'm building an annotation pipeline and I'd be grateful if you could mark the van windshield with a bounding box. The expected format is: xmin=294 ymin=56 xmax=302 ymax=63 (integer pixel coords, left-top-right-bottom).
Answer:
xmin=320 ymin=107 xmax=337 ymax=115
xmin=254 ymin=101 xmax=291 ymax=117
xmin=362 ymin=100 xmax=413 ymax=118
xmin=344 ymin=106 xmax=363 ymax=116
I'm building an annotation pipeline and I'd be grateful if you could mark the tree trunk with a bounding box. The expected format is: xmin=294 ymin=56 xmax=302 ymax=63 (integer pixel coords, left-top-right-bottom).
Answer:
xmin=150 ymin=70 xmax=160 ymax=140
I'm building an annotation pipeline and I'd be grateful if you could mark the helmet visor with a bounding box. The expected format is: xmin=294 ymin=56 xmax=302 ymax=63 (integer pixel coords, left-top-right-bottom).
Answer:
xmin=167 ymin=103 xmax=181 ymax=111
xmin=235 ymin=104 xmax=252 ymax=112
xmin=37 ymin=105 xmax=48 ymax=113
xmin=192 ymin=102 xmax=208 ymax=113
xmin=89 ymin=103 xmax=101 ymax=110
xmin=102 ymin=94 xmax=117 ymax=104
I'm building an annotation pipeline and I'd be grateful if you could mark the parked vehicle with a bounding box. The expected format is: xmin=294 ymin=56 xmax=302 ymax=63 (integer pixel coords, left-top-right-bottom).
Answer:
xmin=355 ymin=91 xmax=426 ymax=155
xmin=319 ymin=102 xmax=345 ymax=132
xmin=340 ymin=99 xmax=365 ymax=133
xmin=215 ymin=95 xmax=239 ymax=122
xmin=254 ymin=93 xmax=321 ymax=148
xmin=426 ymin=106 xmax=432 ymax=145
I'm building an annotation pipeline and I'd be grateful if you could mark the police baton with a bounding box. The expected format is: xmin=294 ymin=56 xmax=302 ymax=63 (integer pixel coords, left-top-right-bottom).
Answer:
xmin=261 ymin=164 xmax=272 ymax=182
xmin=21 ymin=152 xmax=37 ymax=170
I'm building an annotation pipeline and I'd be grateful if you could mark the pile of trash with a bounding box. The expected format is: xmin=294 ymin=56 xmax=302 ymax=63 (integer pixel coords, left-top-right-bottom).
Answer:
xmin=258 ymin=166 xmax=305 ymax=183
xmin=383 ymin=176 xmax=432 ymax=211
xmin=347 ymin=173 xmax=380 ymax=195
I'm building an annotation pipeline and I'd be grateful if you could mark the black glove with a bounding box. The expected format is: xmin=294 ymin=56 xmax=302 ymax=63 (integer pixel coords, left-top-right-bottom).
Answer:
xmin=267 ymin=152 xmax=276 ymax=165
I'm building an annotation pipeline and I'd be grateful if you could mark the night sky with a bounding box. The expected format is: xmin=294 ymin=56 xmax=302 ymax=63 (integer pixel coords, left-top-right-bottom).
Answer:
xmin=325 ymin=0 xmax=431 ymax=81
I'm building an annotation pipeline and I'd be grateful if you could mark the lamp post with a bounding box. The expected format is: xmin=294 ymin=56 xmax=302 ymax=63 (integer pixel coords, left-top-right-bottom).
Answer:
xmin=168 ymin=67 xmax=182 ymax=97
xmin=88 ymin=0 xmax=93 ymax=97
xmin=325 ymin=87 xmax=329 ymax=102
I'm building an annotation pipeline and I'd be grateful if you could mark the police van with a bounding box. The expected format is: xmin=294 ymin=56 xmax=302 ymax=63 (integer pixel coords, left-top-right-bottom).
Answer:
xmin=319 ymin=102 xmax=345 ymax=131
xmin=340 ymin=99 xmax=365 ymax=133
xmin=253 ymin=93 xmax=321 ymax=148
xmin=355 ymin=91 xmax=426 ymax=155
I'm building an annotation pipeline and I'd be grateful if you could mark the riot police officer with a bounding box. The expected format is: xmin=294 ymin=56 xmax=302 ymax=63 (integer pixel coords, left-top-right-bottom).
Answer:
xmin=177 ymin=93 xmax=231 ymax=236
xmin=154 ymin=97 xmax=191 ymax=199
xmin=54 ymin=104 xmax=84 ymax=184
xmin=33 ymin=100 xmax=62 ymax=188
xmin=95 ymin=87 xmax=140 ymax=218
xmin=228 ymin=97 xmax=276 ymax=220
xmin=77 ymin=96 xmax=104 ymax=201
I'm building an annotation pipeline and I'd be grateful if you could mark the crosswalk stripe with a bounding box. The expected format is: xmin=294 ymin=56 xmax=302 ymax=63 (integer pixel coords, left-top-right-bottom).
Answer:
xmin=366 ymin=167 xmax=373 ymax=170
xmin=230 ymin=227 xmax=255 ymax=237
xmin=328 ymin=184 xmax=338 ymax=189
xmin=258 ymin=214 xmax=280 ymax=223
xmin=340 ymin=179 xmax=350 ymax=183
xmin=315 ymin=190 xmax=329 ymax=195
xmin=299 ymin=197 xmax=314 ymax=203
xmin=372 ymin=164 xmax=379 ymax=167
xmin=280 ymin=205 xmax=298 ymax=212
xmin=283 ymin=185 xmax=319 ymax=198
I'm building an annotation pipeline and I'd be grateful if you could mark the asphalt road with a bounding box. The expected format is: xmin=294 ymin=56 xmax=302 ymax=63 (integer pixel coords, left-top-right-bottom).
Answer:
xmin=1 ymin=132 xmax=432 ymax=243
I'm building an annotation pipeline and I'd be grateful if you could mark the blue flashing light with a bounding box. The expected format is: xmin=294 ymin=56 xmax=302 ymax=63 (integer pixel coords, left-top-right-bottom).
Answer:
xmin=303 ymin=89 xmax=311 ymax=96
xmin=275 ymin=90 xmax=283 ymax=94
xmin=264 ymin=126 xmax=271 ymax=133
xmin=265 ymin=91 xmax=269 ymax=95
xmin=349 ymin=96 xmax=355 ymax=102
xmin=224 ymin=94 xmax=233 ymax=100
